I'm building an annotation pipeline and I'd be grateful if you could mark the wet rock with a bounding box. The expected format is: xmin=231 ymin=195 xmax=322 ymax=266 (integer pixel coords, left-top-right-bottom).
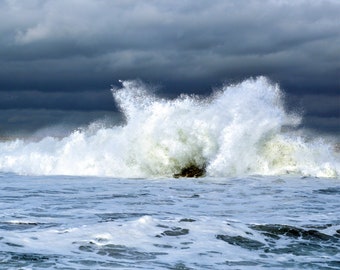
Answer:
xmin=216 ymin=234 xmax=265 ymax=250
xmin=174 ymin=164 xmax=205 ymax=178
xmin=161 ymin=227 xmax=190 ymax=237
xmin=251 ymin=224 xmax=336 ymax=241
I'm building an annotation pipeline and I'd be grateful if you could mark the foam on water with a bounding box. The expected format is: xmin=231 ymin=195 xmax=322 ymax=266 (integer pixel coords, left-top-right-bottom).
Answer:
xmin=0 ymin=76 xmax=339 ymax=178
xmin=1 ymin=175 xmax=339 ymax=269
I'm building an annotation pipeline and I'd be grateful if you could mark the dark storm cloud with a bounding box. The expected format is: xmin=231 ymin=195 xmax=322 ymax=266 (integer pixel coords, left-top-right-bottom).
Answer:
xmin=0 ymin=109 xmax=121 ymax=137
xmin=0 ymin=90 xmax=114 ymax=110
xmin=0 ymin=0 xmax=339 ymax=134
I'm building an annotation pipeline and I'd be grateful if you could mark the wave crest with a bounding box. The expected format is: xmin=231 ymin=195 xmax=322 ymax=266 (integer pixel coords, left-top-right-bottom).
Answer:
xmin=0 ymin=77 xmax=338 ymax=178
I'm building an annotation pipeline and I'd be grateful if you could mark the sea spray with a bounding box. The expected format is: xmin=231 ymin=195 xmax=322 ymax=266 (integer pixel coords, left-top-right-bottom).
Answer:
xmin=0 ymin=77 xmax=339 ymax=178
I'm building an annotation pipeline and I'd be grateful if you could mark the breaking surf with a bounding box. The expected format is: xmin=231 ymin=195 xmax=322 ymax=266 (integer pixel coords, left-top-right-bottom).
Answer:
xmin=0 ymin=77 xmax=338 ymax=178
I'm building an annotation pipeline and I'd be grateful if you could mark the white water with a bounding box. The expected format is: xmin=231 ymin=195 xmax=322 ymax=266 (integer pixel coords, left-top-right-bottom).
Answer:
xmin=1 ymin=174 xmax=339 ymax=269
xmin=0 ymin=77 xmax=339 ymax=178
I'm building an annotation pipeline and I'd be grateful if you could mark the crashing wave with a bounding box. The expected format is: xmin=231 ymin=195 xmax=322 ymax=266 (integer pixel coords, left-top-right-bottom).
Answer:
xmin=0 ymin=77 xmax=339 ymax=178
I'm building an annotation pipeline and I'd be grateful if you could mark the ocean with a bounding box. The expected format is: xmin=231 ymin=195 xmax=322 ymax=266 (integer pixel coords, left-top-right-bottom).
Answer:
xmin=0 ymin=175 xmax=339 ymax=269
xmin=0 ymin=77 xmax=339 ymax=269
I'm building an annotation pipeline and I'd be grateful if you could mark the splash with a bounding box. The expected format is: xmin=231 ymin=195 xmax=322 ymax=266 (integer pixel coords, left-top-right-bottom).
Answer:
xmin=0 ymin=77 xmax=339 ymax=178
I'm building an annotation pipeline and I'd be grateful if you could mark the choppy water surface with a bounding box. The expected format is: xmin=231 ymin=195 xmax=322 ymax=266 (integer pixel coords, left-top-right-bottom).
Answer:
xmin=0 ymin=174 xmax=339 ymax=269
xmin=0 ymin=77 xmax=339 ymax=268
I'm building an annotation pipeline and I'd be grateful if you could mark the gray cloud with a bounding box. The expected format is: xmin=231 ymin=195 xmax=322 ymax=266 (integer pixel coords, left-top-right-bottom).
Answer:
xmin=0 ymin=90 xmax=115 ymax=110
xmin=0 ymin=0 xmax=339 ymax=134
xmin=303 ymin=116 xmax=340 ymax=134
xmin=300 ymin=95 xmax=340 ymax=117
xmin=0 ymin=109 xmax=121 ymax=137
xmin=2 ymin=1 xmax=339 ymax=56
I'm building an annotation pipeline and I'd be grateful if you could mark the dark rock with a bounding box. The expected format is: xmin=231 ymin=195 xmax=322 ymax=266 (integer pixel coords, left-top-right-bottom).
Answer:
xmin=216 ymin=234 xmax=265 ymax=250
xmin=251 ymin=224 xmax=336 ymax=241
xmin=179 ymin=218 xmax=196 ymax=223
xmin=161 ymin=227 xmax=189 ymax=237
xmin=174 ymin=164 xmax=205 ymax=178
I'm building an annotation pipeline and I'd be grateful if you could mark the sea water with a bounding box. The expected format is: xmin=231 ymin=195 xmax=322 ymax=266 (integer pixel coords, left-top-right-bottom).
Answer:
xmin=0 ymin=77 xmax=339 ymax=269
xmin=0 ymin=175 xmax=339 ymax=269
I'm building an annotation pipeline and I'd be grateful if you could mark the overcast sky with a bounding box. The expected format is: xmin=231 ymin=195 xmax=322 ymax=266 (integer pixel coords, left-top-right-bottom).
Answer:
xmin=0 ymin=0 xmax=339 ymax=135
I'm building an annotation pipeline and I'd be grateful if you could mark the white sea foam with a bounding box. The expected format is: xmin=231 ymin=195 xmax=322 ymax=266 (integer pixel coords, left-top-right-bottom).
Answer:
xmin=0 ymin=77 xmax=339 ymax=177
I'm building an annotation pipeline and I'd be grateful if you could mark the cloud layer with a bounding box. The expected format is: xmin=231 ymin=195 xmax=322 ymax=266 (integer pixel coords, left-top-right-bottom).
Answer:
xmin=0 ymin=0 xmax=339 ymax=134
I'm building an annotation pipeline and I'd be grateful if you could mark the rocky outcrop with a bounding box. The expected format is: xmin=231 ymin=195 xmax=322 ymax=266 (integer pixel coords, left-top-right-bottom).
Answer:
xmin=173 ymin=164 xmax=205 ymax=178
